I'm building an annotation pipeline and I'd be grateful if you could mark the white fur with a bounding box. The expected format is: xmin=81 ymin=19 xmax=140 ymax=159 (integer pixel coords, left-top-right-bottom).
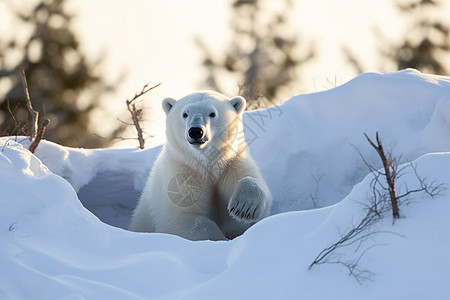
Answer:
xmin=130 ymin=91 xmax=272 ymax=241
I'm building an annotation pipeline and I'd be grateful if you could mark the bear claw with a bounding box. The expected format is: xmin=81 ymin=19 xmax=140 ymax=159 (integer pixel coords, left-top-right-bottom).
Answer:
xmin=227 ymin=177 xmax=269 ymax=222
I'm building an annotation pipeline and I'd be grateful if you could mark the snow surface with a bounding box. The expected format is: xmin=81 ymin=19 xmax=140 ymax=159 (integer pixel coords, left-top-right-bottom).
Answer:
xmin=1 ymin=69 xmax=450 ymax=299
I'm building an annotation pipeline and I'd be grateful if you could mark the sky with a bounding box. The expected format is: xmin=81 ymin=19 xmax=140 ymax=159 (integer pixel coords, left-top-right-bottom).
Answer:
xmin=66 ymin=0 xmax=421 ymax=93
xmin=3 ymin=0 xmax=450 ymax=147
xmin=66 ymin=0 xmax=398 ymax=147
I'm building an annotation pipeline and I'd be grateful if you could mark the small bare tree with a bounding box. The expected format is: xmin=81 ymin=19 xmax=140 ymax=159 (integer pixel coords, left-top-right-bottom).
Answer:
xmin=364 ymin=132 xmax=400 ymax=218
xmin=309 ymin=132 xmax=444 ymax=284
xmin=21 ymin=69 xmax=49 ymax=153
xmin=124 ymin=82 xmax=160 ymax=149
xmin=21 ymin=69 xmax=38 ymax=141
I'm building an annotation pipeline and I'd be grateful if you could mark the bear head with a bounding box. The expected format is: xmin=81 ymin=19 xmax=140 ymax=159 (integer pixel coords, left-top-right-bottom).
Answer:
xmin=162 ymin=91 xmax=247 ymax=165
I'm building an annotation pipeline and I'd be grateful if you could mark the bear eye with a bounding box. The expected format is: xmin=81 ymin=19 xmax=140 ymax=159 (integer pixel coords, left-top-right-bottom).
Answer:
xmin=182 ymin=112 xmax=188 ymax=118
xmin=209 ymin=112 xmax=216 ymax=118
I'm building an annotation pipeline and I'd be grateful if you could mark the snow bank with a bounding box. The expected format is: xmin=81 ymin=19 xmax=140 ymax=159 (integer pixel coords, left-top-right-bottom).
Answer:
xmin=247 ymin=69 xmax=450 ymax=212
xmin=1 ymin=69 xmax=450 ymax=299
xmin=1 ymin=137 xmax=449 ymax=299
xmin=2 ymin=138 xmax=160 ymax=229
xmin=9 ymin=69 xmax=450 ymax=229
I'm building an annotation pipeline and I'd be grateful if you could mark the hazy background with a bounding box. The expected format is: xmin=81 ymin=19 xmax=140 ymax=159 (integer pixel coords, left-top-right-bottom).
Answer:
xmin=1 ymin=0 xmax=449 ymax=148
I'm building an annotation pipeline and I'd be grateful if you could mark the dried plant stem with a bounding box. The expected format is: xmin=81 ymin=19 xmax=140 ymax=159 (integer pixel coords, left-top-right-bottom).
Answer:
xmin=126 ymin=82 xmax=161 ymax=149
xmin=20 ymin=69 xmax=49 ymax=153
xmin=29 ymin=118 xmax=50 ymax=154
xmin=21 ymin=68 xmax=39 ymax=141
xmin=364 ymin=132 xmax=400 ymax=218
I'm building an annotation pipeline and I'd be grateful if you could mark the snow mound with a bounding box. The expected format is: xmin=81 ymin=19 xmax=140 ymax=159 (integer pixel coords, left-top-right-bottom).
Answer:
xmin=8 ymin=69 xmax=450 ymax=229
xmin=4 ymin=138 xmax=160 ymax=229
xmin=1 ymin=70 xmax=450 ymax=299
xmin=1 ymin=137 xmax=450 ymax=299
xmin=247 ymin=69 xmax=450 ymax=213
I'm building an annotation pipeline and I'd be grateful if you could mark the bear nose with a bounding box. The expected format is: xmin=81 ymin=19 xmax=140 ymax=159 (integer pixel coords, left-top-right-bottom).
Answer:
xmin=188 ymin=127 xmax=204 ymax=139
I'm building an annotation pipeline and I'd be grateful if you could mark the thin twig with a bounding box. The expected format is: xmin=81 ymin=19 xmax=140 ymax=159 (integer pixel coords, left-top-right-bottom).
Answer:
xmin=127 ymin=82 xmax=161 ymax=104
xmin=6 ymin=101 xmax=17 ymax=124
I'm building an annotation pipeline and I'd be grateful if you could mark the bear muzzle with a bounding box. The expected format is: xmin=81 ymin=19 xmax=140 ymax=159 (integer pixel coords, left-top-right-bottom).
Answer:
xmin=187 ymin=127 xmax=209 ymax=146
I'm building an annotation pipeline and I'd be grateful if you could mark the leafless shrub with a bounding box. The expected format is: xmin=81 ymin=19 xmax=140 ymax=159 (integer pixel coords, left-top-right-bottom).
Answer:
xmin=21 ymin=68 xmax=38 ymax=141
xmin=309 ymin=174 xmax=323 ymax=208
xmin=28 ymin=118 xmax=50 ymax=153
xmin=309 ymin=132 xmax=445 ymax=284
xmin=8 ymin=222 xmax=17 ymax=232
xmin=20 ymin=69 xmax=49 ymax=153
xmin=3 ymin=100 xmax=28 ymax=137
xmin=124 ymin=82 xmax=161 ymax=149
xmin=364 ymin=132 xmax=401 ymax=218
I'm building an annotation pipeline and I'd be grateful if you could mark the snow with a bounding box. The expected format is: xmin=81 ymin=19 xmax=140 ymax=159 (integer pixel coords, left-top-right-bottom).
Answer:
xmin=1 ymin=69 xmax=450 ymax=299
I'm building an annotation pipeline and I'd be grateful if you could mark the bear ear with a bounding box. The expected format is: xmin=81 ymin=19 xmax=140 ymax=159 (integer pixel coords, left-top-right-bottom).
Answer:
xmin=162 ymin=98 xmax=177 ymax=115
xmin=230 ymin=96 xmax=246 ymax=115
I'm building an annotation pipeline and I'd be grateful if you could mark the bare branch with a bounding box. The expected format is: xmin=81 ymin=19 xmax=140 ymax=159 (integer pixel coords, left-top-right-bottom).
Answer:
xmin=116 ymin=118 xmax=135 ymax=126
xmin=364 ymin=132 xmax=400 ymax=218
xmin=21 ymin=68 xmax=39 ymax=141
xmin=125 ymin=82 xmax=161 ymax=149
xmin=127 ymin=82 xmax=161 ymax=104
xmin=141 ymin=129 xmax=155 ymax=139
xmin=402 ymin=162 xmax=446 ymax=199
xmin=126 ymin=102 xmax=145 ymax=149
xmin=309 ymin=174 xmax=323 ymax=208
xmin=6 ymin=101 xmax=17 ymax=124
xmin=28 ymin=118 xmax=49 ymax=153
xmin=350 ymin=143 xmax=379 ymax=174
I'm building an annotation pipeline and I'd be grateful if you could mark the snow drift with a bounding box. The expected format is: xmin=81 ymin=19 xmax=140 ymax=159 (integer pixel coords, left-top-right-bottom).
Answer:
xmin=1 ymin=69 xmax=450 ymax=299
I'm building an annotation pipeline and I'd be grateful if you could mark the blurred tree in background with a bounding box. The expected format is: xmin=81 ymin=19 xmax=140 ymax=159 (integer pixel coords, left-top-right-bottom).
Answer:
xmin=379 ymin=0 xmax=450 ymax=75
xmin=196 ymin=0 xmax=314 ymax=109
xmin=385 ymin=0 xmax=450 ymax=75
xmin=344 ymin=0 xmax=450 ymax=77
xmin=0 ymin=0 xmax=123 ymax=147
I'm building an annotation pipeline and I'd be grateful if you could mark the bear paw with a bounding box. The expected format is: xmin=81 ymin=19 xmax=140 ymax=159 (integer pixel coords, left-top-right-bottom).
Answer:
xmin=228 ymin=176 xmax=268 ymax=222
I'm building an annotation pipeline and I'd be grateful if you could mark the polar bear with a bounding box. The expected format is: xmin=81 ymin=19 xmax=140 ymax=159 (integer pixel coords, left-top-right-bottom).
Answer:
xmin=130 ymin=91 xmax=272 ymax=241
